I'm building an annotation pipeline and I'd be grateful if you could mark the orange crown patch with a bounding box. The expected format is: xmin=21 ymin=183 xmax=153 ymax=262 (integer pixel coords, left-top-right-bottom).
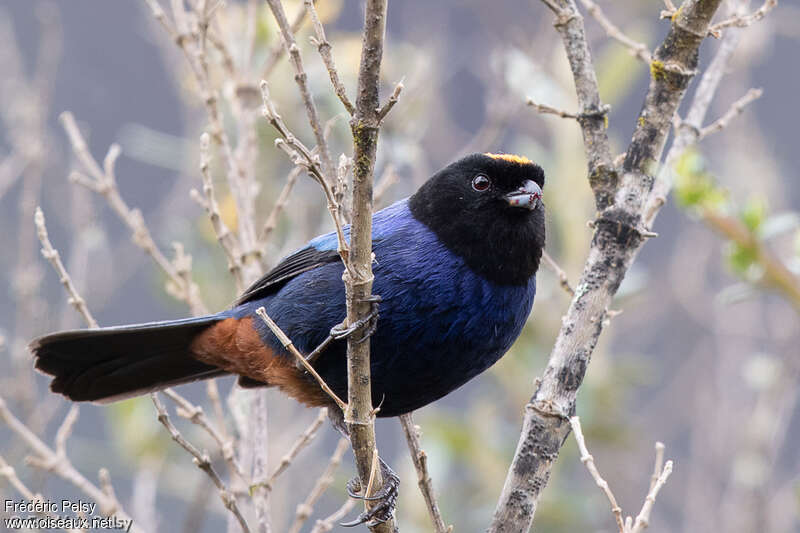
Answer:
xmin=484 ymin=153 xmax=534 ymax=165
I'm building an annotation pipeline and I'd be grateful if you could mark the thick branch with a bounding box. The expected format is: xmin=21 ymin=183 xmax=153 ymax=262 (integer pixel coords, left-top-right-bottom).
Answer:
xmin=490 ymin=1 xmax=724 ymax=531
xmin=541 ymin=0 xmax=616 ymax=210
xmin=345 ymin=1 xmax=394 ymax=532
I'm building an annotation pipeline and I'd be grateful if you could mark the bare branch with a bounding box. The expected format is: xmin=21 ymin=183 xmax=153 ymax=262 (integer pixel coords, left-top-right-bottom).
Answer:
xmin=288 ymin=438 xmax=351 ymax=533
xmin=698 ymin=87 xmax=763 ymax=139
xmin=541 ymin=250 xmax=575 ymax=295
xmin=161 ymin=388 xmax=245 ymax=483
xmin=309 ymin=498 xmax=358 ymax=533
xmin=260 ymin=165 xmax=302 ymax=244
xmin=60 ymin=112 xmax=208 ymax=315
xmin=304 ymin=0 xmax=355 ymax=114
xmin=631 ymin=460 xmax=673 ymax=533
xmin=0 ymin=396 xmax=131 ymax=521
xmin=261 ymin=3 xmax=308 ymax=79
xmin=196 ymin=132 xmax=245 ymax=292
xmin=579 ymin=0 xmax=652 ymax=62
xmin=570 ymin=416 xmax=624 ymax=532
xmin=0 ymin=454 xmax=83 ymax=533
xmin=262 ymin=408 xmax=328 ymax=488
xmin=539 ymin=0 xmax=616 ymax=210
xmin=526 ymin=97 xmax=580 ymax=119
xmin=376 ymin=80 xmax=404 ymax=122
xmin=151 ymin=393 xmax=251 ymax=533
xmin=255 ymin=307 xmax=347 ymax=410
xmin=265 ymin=0 xmax=335 ymax=182
xmin=34 ymin=207 xmax=98 ymax=328
xmin=649 ymin=442 xmax=665 ymax=493
xmin=399 ymin=414 xmax=451 ymax=533
xmin=490 ymin=1 xmax=725 ymax=530
xmin=344 ymin=1 xmax=395 ymax=531
xmin=709 ymin=0 xmax=778 ymax=35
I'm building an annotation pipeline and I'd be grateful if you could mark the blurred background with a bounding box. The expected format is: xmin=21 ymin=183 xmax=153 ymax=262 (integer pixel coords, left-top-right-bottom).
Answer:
xmin=1 ymin=0 xmax=798 ymax=532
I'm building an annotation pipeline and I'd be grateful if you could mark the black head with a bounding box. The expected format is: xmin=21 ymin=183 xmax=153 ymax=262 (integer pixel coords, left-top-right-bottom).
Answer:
xmin=409 ymin=153 xmax=546 ymax=285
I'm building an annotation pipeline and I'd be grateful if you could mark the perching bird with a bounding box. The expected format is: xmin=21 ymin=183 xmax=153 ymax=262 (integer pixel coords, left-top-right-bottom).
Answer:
xmin=31 ymin=152 xmax=545 ymax=526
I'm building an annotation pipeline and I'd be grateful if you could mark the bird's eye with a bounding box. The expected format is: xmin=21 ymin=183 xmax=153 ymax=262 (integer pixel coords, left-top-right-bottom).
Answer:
xmin=471 ymin=174 xmax=491 ymax=192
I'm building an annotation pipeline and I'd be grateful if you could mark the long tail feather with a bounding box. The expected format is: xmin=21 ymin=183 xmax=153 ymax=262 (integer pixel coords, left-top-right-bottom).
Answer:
xmin=31 ymin=316 xmax=228 ymax=403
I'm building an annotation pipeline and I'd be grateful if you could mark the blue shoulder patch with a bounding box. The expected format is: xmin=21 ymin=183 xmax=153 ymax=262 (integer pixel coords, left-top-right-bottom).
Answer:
xmin=309 ymin=199 xmax=411 ymax=252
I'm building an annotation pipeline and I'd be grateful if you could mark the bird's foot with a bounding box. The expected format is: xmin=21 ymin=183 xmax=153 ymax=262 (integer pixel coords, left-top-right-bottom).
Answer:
xmin=330 ymin=295 xmax=381 ymax=344
xmin=341 ymin=458 xmax=399 ymax=528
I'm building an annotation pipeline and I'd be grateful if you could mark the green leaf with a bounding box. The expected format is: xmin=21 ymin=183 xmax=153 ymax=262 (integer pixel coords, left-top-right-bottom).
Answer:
xmin=740 ymin=196 xmax=767 ymax=233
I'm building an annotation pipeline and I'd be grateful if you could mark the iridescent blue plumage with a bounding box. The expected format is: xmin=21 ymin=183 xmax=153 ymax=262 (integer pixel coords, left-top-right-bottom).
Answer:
xmin=236 ymin=199 xmax=536 ymax=416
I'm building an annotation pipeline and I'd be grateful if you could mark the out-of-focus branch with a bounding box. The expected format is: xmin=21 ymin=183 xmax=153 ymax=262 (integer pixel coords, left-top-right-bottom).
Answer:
xmin=398 ymin=414 xmax=451 ymax=533
xmin=34 ymin=207 xmax=99 ymax=328
xmin=570 ymin=417 xmax=624 ymax=532
xmin=344 ymin=1 xmax=395 ymax=532
xmin=709 ymin=0 xmax=778 ymax=34
xmin=151 ymin=393 xmax=251 ymax=533
xmin=0 ymin=454 xmax=83 ymax=533
xmin=539 ymin=0 xmax=616 ymax=210
xmin=287 ymin=437 xmax=351 ymax=533
xmin=259 ymin=165 xmax=302 ymax=244
xmin=309 ymin=499 xmax=358 ymax=533
xmin=161 ymin=388 xmax=245 ymax=483
xmin=490 ymin=2 xmax=725 ymax=531
xmin=263 ymin=408 xmax=328 ymax=488
xmin=700 ymin=209 xmax=800 ymax=311
xmin=266 ymin=0 xmax=335 ymax=182
xmin=304 ymin=0 xmax=355 ymax=114
xmin=579 ymin=0 xmax=652 ymax=62
xmin=645 ymin=0 xmax=764 ymax=226
xmin=59 ymin=112 xmax=208 ymax=315
xmin=194 ymin=132 xmax=245 ymax=292
xmin=697 ymin=87 xmax=763 ymax=139
xmin=0 ymin=397 xmax=135 ymax=525
xmin=570 ymin=417 xmax=673 ymax=533
xmin=542 ymin=250 xmax=575 ymax=295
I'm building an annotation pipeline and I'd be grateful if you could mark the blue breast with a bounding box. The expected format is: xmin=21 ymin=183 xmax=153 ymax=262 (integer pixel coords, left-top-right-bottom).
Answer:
xmin=239 ymin=199 xmax=536 ymax=416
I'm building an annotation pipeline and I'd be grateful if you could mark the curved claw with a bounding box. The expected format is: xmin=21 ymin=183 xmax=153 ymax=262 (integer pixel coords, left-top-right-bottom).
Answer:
xmin=330 ymin=295 xmax=381 ymax=344
xmin=341 ymin=459 xmax=400 ymax=528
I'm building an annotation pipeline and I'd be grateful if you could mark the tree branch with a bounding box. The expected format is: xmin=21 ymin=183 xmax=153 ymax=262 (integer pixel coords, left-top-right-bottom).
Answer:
xmin=398 ymin=414 xmax=451 ymax=533
xmin=489 ymin=1 xmax=725 ymax=530
xmin=344 ymin=1 xmax=395 ymax=532
xmin=540 ymin=0 xmax=616 ymax=210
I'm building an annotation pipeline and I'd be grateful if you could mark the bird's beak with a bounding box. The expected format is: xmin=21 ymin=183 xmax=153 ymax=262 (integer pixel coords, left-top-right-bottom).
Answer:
xmin=505 ymin=180 xmax=542 ymax=210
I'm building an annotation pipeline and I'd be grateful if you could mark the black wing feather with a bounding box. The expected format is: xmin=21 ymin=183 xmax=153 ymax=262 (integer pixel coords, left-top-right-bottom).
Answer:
xmin=234 ymin=246 xmax=340 ymax=305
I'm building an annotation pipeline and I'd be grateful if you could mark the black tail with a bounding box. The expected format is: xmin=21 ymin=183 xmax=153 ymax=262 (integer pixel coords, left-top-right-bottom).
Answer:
xmin=31 ymin=316 xmax=228 ymax=403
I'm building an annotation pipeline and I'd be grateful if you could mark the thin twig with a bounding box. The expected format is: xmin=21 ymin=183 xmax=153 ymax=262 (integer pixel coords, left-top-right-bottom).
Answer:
xmin=376 ymin=80 xmax=404 ymax=122
xmin=151 ymin=393 xmax=251 ymax=533
xmin=161 ymin=388 xmax=245 ymax=483
xmin=309 ymin=498 xmax=358 ymax=533
xmin=631 ymin=460 xmax=673 ymax=532
xmin=262 ymin=408 xmax=328 ymax=489
xmin=265 ymin=0 xmax=335 ymax=182
xmin=579 ymin=0 xmax=652 ymax=62
xmin=287 ymin=437 xmax=351 ymax=533
xmin=196 ymin=132 xmax=245 ymax=292
xmin=570 ymin=417 xmax=624 ymax=533
xmin=304 ymin=0 xmax=355 ymax=114
xmin=255 ymin=307 xmax=347 ymax=410
xmin=34 ymin=207 xmax=98 ymax=328
xmin=649 ymin=442 xmax=665 ymax=493
xmin=0 ymin=454 xmax=83 ymax=533
xmin=542 ymin=250 xmax=575 ymax=295
xmin=526 ymin=97 xmax=579 ymax=119
xmin=399 ymin=413 xmax=451 ymax=533
xmin=261 ymin=2 xmax=309 ymax=79
xmin=259 ymin=165 xmax=303 ymax=244
xmin=0 ymin=396 xmax=131 ymax=521
xmin=709 ymin=0 xmax=778 ymax=35
xmin=60 ymin=112 xmax=208 ymax=315
xmin=698 ymin=87 xmax=763 ymax=139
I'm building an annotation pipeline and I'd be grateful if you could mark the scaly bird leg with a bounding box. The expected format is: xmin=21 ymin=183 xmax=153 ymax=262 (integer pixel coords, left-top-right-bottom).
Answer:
xmin=341 ymin=458 xmax=400 ymax=528
xmin=297 ymin=295 xmax=381 ymax=371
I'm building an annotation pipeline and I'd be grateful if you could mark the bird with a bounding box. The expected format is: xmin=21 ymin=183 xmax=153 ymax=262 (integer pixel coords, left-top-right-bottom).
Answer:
xmin=31 ymin=152 xmax=545 ymax=526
